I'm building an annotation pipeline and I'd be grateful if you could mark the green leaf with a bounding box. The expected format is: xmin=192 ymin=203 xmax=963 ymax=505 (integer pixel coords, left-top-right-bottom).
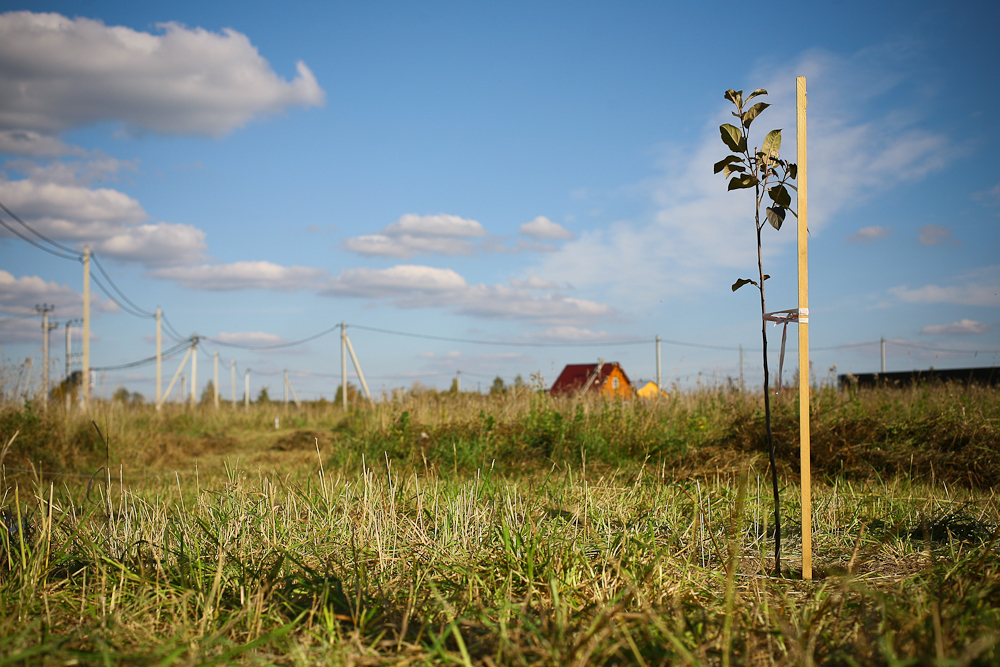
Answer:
xmin=763 ymin=274 xmax=771 ymax=280
xmin=768 ymin=184 xmax=791 ymax=208
xmin=765 ymin=206 xmax=785 ymax=230
xmin=713 ymin=155 xmax=743 ymax=174
xmin=787 ymin=163 xmax=797 ymax=179
xmin=724 ymin=89 xmax=743 ymax=107
xmin=746 ymin=88 xmax=767 ymax=102
xmin=719 ymin=124 xmax=744 ymax=153
xmin=723 ymin=163 xmax=745 ymax=177
xmin=732 ymin=278 xmax=757 ymax=292
xmin=741 ymin=102 xmax=769 ymax=128
xmin=728 ymin=174 xmax=756 ymax=190
xmin=761 ymin=129 xmax=781 ymax=159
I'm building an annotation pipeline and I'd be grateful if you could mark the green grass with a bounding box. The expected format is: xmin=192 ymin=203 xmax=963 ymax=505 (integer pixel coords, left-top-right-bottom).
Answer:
xmin=1 ymin=383 xmax=998 ymax=664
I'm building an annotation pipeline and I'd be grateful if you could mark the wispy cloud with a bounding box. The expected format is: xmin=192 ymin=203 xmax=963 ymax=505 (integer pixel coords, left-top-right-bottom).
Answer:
xmin=844 ymin=225 xmax=891 ymax=243
xmin=212 ymin=331 xmax=286 ymax=346
xmin=153 ymin=261 xmax=326 ymax=291
xmin=890 ymin=265 xmax=1000 ymax=307
xmin=918 ymin=224 xmax=959 ymax=246
xmin=920 ymin=319 xmax=989 ymax=335
xmin=321 ymin=264 xmax=613 ymax=326
xmin=0 ymin=11 xmax=324 ymax=141
xmin=342 ymin=213 xmax=487 ymax=258
xmin=0 ymin=269 xmax=116 ymax=321
xmin=530 ymin=45 xmax=958 ymax=308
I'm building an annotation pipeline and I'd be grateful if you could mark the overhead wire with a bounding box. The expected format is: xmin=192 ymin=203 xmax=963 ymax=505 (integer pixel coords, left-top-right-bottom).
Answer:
xmin=0 ymin=198 xmax=81 ymax=255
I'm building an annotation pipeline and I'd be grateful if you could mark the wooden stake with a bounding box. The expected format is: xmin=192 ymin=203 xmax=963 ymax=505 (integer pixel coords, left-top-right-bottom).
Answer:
xmin=796 ymin=76 xmax=813 ymax=581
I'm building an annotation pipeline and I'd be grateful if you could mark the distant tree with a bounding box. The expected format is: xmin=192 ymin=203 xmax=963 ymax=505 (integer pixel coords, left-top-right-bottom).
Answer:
xmin=334 ymin=382 xmax=360 ymax=405
xmin=112 ymin=386 xmax=144 ymax=405
xmin=256 ymin=386 xmax=271 ymax=403
xmin=200 ymin=380 xmax=215 ymax=405
xmin=489 ymin=376 xmax=505 ymax=395
xmin=513 ymin=374 xmax=527 ymax=392
xmin=447 ymin=377 xmax=460 ymax=395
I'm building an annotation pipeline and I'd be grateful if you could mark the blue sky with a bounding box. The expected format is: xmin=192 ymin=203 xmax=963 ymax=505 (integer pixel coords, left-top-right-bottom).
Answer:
xmin=1 ymin=1 xmax=998 ymax=400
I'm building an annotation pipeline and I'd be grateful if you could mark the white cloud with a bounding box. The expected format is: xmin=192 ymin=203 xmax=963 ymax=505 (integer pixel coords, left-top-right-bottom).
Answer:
xmin=153 ymin=261 xmax=326 ymax=291
xmin=519 ymin=216 xmax=574 ymax=241
xmin=322 ymin=264 xmax=613 ymax=325
xmin=92 ymin=223 xmax=208 ymax=266
xmin=510 ymin=276 xmax=558 ymax=290
xmin=918 ymin=224 xmax=958 ymax=246
xmin=973 ymin=183 xmax=1000 ymax=207
xmin=522 ymin=326 xmax=615 ymax=342
xmin=0 ymin=11 xmax=324 ymax=139
xmin=890 ymin=265 xmax=1000 ymax=307
xmin=0 ymin=316 xmax=46 ymax=344
xmin=212 ymin=331 xmax=286 ymax=346
xmin=529 ymin=46 xmax=958 ymax=307
xmin=342 ymin=214 xmax=487 ymax=258
xmin=0 ymin=269 xmax=116 ymax=319
xmin=920 ymin=319 xmax=989 ymax=335
xmin=844 ymin=225 xmax=891 ymax=243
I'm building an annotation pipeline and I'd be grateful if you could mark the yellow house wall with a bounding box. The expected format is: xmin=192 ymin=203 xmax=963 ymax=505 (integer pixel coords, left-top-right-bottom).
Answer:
xmin=600 ymin=367 xmax=632 ymax=398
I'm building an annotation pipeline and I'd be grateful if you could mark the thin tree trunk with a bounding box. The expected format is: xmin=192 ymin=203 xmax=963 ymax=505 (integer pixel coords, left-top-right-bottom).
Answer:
xmin=757 ymin=222 xmax=782 ymax=577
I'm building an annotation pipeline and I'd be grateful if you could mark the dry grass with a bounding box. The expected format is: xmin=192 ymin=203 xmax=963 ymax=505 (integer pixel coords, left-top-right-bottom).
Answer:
xmin=1 ymin=383 xmax=998 ymax=664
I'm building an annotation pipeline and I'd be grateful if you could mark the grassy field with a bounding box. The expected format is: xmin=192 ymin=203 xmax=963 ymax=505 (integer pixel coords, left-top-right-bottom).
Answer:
xmin=1 ymin=383 xmax=998 ymax=665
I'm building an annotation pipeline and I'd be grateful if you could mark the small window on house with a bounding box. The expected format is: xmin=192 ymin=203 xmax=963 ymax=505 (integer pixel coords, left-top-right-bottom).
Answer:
xmin=612 ymin=377 xmax=619 ymax=389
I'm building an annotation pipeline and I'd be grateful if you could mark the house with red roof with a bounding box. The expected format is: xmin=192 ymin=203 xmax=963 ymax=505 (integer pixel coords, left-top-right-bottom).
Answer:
xmin=549 ymin=360 xmax=633 ymax=398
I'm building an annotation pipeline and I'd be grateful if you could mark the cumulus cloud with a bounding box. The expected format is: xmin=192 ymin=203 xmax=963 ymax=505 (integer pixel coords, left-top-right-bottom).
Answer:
xmin=0 ymin=175 xmax=208 ymax=265
xmin=212 ymin=331 xmax=286 ymax=346
xmin=0 ymin=269 xmax=115 ymax=319
xmin=0 ymin=11 xmax=324 ymax=140
xmin=918 ymin=224 xmax=959 ymax=246
xmin=528 ymin=46 xmax=958 ymax=307
xmin=152 ymin=261 xmax=326 ymax=291
xmin=0 ymin=130 xmax=85 ymax=157
xmin=889 ymin=265 xmax=1000 ymax=307
xmin=510 ymin=276 xmax=559 ymax=290
xmin=322 ymin=264 xmax=613 ymax=325
xmin=844 ymin=225 xmax=891 ymax=243
xmin=920 ymin=319 xmax=989 ymax=335
xmin=519 ymin=216 xmax=574 ymax=241
xmin=342 ymin=214 xmax=487 ymax=258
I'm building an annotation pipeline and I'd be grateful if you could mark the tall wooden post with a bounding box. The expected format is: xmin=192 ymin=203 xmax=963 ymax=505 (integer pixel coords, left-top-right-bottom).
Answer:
xmin=82 ymin=247 xmax=90 ymax=407
xmin=156 ymin=308 xmax=162 ymax=408
xmin=796 ymin=76 xmax=813 ymax=581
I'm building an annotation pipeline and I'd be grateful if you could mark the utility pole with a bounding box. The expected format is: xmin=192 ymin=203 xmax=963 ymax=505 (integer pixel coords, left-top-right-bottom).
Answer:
xmin=231 ymin=359 xmax=236 ymax=407
xmin=341 ymin=321 xmax=347 ymax=409
xmin=457 ymin=370 xmax=461 ymax=393
xmin=65 ymin=321 xmax=72 ymax=411
xmin=190 ymin=336 xmax=198 ymax=407
xmin=180 ymin=373 xmax=186 ymax=402
xmin=244 ymin=368 xmax=250 ymax=410
xmin=214 ymin=350 xmax=219 ymax=409
xmin=739 ymin=344 xmax=745 ymax=391
xmin=343 ymin=330 xmax=371 ymax=401
xmin=655 ymin=336 xmax=661 ymax=389
xmin=36 ymin=304 xmax=56 ymax=407
xmin=284 ymin=369 xmax=289 ymax=407
xmin=880 ymin=337 xmax=886 ymax=374
xmin=82 ymin=246 xmax=90 ymax=407
xmin=156 ymin=308 xmax=162 ymax=407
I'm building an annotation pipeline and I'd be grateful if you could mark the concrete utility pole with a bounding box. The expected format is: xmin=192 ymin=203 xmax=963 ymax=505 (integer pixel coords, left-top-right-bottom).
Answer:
xmin=214 ymin=350 xmax=219 ymax=409
xmin=341 ymin=322 xmax=347 ymax=409
xmin=880 ymin=337 xmax=886 ymax=374
xmin=244 ymin=369 xmax=250 ymax=410
xmin=156 ymin=308 xmax=162 ymax=407
xmin=65 ymin=321 xmax=72 ymax=411
xmin=36 ymin=304 xmax=56 ymax=407
xmin=344 ymin=331 xmax=371 ymax=401
xmin=739 ymin=344 xmax=745 ymax=391
xmin=655 ymin=336 xmax=662 ymax=389
xmin=82 ymin=246 xmax=90 ymax=407
xmin=231 ymin=359 xmax=236 ymax=407
xmin=190 ymin=336 xmax=198 ymax=407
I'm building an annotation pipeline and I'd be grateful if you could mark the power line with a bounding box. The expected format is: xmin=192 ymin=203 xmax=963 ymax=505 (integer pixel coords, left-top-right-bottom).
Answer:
xmin=347 ymin=323 xmax=655 ymax=348
xmin=91 ymin=339 xmax=192 ymax=371
xmin=91 ymin=253 xmax=156 ymax=318
xmin=0 ymin=198 xmax=81 ymax=256
xmin=0 ymin=214 xmax=81 ymax=261
xmin=202 ymin=323 xmax=341 ymax=350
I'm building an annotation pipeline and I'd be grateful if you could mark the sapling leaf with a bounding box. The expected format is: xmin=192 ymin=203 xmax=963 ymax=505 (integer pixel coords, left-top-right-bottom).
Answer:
xmin=728 ymin=174 xmax=756 ymax=190
xmin=724 ymin=89 xmax=743 ymax=107
xmin=746 ymin=88 xmax=767 ymax=102
xmin=732 ymin=278 xmax=757 ymax=292
xmin=713 ymin=155 xmax=743 ymax=174
xmin=720 ymin=124 xmax=744 ymax=153
xmin=763 ymin=274 xmax=771 ymax=280
xmin=741 ymin=102 xmax=770 ymax=128
xmin=787 ymin=163 xmax=797 ymax=179
xmin=761 ymin=129 xmax=781 ymax=158
xmin=723 ymin=163 xmax=745 ymax=177
xmin=765 ymin=206 xmax=785 ymax=230
xmin=768 ymin=184 xmax=791 ymax=208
